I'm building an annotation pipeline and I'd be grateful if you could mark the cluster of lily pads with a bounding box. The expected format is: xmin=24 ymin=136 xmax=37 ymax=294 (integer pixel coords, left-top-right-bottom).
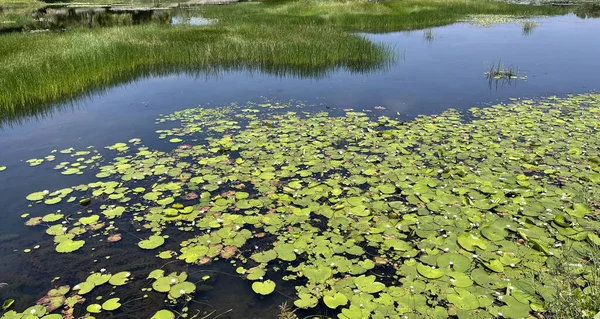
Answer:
xmin=5 ymin=94 xmax=600 ymax=319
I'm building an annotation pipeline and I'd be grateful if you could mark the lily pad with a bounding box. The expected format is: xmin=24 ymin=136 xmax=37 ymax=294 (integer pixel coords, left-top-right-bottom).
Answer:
xmin=55 ymin=240 xmax=85 ymax=253
xmin=101 ymin=298 xmax=121 ymax=311
xmin=138 ymin=235 xmax=165 ymax=250
xmin=251 ymin=280 xmax=276 ymax=295
xmin=151 ymin=310 xmax=175 ymax=319
xmin=417 ymin=263 xmax=445 ymax=279
xmin=108 ymin=271 xmax=131 ymax=286
xmin=86 ymin=304 xmax=102 ymax=314
xmin=323 ymin=292 xmax=348 ymax=309
xmin=169 ymin=282 xmax=196 ymax=299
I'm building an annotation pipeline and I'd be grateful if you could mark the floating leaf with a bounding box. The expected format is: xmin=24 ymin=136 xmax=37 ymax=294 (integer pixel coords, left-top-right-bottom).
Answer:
xmin=323 ymin=292 xmax=348 ymax=309
xmin=151 ymin=310 xmax=175 ymax=319
xmin=169 ymin=282 xmax=196 ymax=299
xmin=252 ymin=280 xmax=276 ymax=295
xmin=138 ymin=235 xmax=165 ymax=250
xmin=417 ymin=263 xmax=445 ymax=279
xmin=457 ymin=232 xmax=488 ymax=251
xmin=354 ymin=275 xmax=385 ymax=293
xmin=73 ymin=281 xmax=95 ymax=294
xmin=55 ymin=240 xmax=85 ymax=253
xmin=108 ymin=272 xmax=131 ymax=286
xmin=86 ymin=304 xmax=102 ymax=314
xmin=101 ymin=298 xmax=121 ymax=311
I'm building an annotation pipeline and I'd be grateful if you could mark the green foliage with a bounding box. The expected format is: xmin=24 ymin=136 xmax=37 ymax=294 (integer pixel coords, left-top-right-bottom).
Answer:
xmin=9 ymin=94 xmax=600 ymax=318
xmin=0 ymin=0 xmax=567 ymax=122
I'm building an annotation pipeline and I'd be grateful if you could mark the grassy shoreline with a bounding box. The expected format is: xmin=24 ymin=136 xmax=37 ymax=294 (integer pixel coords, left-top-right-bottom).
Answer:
xmin=0 ymin=0 xmax=568 ymax=118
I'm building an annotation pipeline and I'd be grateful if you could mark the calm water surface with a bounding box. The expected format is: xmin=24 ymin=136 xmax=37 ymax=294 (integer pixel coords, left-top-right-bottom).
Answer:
xmin=0 ymin=13 xmax=599 ymax=317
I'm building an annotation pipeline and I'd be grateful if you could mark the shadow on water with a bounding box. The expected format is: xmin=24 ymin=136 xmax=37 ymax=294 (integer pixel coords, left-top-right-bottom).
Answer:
xmin=0 ymin=58 xmax=395 ymax=128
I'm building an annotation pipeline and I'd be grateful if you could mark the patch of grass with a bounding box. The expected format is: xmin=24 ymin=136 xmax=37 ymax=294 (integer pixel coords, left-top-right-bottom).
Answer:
xmin=0 ymin=0 xmax=569 ymax=121
xmin=0 ymin=22 xmax=390 ymax=123
xmin=200 ymin=0 xmax=567 ymax=32
xmin=546 ymin=244 xmax=600 ymax=318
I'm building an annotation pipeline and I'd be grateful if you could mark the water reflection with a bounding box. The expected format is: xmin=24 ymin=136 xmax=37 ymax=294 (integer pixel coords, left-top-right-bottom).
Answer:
xmin=0 ymin=59 xmax=394 ymax=127
xmin=0 ymin=5 xmax=214 ymax=33
xmin=423 ymin=29 xmax=435 ymax=43
xmin=574 ymin=3 xmax=600 ymax=18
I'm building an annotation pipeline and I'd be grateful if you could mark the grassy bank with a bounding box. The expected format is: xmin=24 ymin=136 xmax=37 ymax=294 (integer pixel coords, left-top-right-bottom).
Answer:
xmin=0 ymin=0 xmax=568 ymax=120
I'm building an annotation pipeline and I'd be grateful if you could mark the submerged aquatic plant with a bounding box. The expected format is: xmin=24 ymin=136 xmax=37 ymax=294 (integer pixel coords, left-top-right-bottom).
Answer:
xmin=521 ymin=20 xmax=538 ymax=35
xmin=7 ymin=93 xmax=600 ymax=318
xmin=278 ymin=302 xmax=298 ymax=319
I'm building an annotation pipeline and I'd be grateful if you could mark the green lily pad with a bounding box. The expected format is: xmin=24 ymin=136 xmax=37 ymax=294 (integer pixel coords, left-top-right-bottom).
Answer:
xmin=87 ymin=304 xmax=102 ymax=313
xmin=354 ymin=275 xmax=385 ymax=293
xmin=252 ymin=280 xmax=276 ymax=295
xmin=323 ymin=292 xmax=348 ymax=309
xmin=87 ymin=273 xmax=112 ymax=286
xmin=151 ymin=310 xmax=175 ymax=319
xmin=2 ymin=299 xmax=14 ymax=311
xmin=457 ymin=232 xmax=488 ymax=251
xmin=483 ymin=259 xmax=504 ymax=273
xmin=42 ymin=214 xmax=64 ymax=223
xmin=108 ymin=271 xmax=131 ymax=286
xmin=169 ymin=281 xmax=196 ymax=299
xmin=153 ymin=276 xmax=177 ymax=292
xmin=447 ymin=288 xmax=480 ymax=310
xmin=79 ymin=215 xmax=99 ymax=225
xmin=74 ymin=281 xmax=95 ymax=294
xmin=138 ymin=235 xmax=165 ymax=250
xmin=55 ymin=240 xmax=85 ymax=253
xmin=417 ymin=263 xmax=445 ymax=279
xmin=26 ymin=191 xmax=46 ymax=201
xmin=101 ymin=298 xmax=121 ymax=311
xmin=294 ymin=293 xmax=318 ymax=309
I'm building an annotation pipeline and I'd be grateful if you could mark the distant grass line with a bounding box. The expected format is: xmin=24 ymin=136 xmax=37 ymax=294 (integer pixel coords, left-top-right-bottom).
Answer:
xmin=0 ymin=0 xmax=568 ymax=121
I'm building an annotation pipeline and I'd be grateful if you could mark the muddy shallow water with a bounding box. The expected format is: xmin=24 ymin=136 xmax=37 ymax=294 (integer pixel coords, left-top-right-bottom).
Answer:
xmin=0 ymin=13 xmax=600 ymax=319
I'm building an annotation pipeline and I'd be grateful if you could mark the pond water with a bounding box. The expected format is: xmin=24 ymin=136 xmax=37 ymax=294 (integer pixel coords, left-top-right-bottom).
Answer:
xmin=1 ymin=11 xmax=600 ymax=319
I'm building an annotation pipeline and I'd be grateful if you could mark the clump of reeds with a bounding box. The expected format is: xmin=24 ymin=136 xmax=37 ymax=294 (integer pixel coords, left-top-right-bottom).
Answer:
xmin=521 ymin=20 xmax=537 ymax=35
xmin=277 ymin=302 xmax=298 ymax=319
xmin=486 ymin=60 xmax=518 ymax=80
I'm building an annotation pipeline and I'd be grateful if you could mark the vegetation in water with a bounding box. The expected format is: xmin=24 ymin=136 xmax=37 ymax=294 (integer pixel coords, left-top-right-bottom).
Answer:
xmin=0 ymin=0 xmax=570 ymax=122
xmin=2 ymin=93 xmax=600 ymax=319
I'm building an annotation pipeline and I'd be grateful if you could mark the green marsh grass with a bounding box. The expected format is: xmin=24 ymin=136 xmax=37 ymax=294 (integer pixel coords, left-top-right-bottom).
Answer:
xmin=547 ymin=245 xmax=600 ymax=318
xmin=0 ymin=0 xmax=569 ymax=121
